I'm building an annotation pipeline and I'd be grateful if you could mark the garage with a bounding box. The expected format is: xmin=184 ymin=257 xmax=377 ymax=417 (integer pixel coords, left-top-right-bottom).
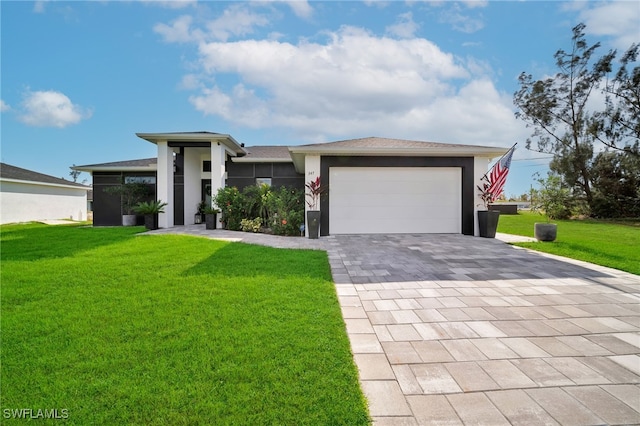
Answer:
xmin=329 ymin=167 xmax=461 ymax=234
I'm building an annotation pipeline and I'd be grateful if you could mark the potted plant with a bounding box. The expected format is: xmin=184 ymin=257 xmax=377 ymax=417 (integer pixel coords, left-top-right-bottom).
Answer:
xmin=104 ymin=182 xmax=151 ymax=226
xmin=305 ymin=176 xmax=326 ymax=239
xmin=531 ymin=173 xmax=572 ymax=242
xmin=476 ymin=177 xmax=500 ymax=238
xmin=133 ymin=200 xmax=168 ymax=230
xmin=204 ymin=205 xmax=220 ymax=230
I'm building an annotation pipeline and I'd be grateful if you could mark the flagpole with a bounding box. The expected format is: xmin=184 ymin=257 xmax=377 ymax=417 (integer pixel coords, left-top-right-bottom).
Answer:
xmin=480 ymin=142 xmax=517 ymax=183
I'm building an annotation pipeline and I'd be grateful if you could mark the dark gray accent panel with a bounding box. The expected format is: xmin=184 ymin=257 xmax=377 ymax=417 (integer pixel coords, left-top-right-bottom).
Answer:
xmin=225 ymin=177 xmax=256 ymax=189
xmin=273 ymin=177 xmax=304 ymax=190
xmin=319 ymin=156 xmax=475 ymax=236
xmin=227 ymin=162 xmax=254 ymax=178
xmin=225 ymin=160 xmax=304 ymax=190
xmin=174 ymin=150 xmax=185 ymax=226
xmin=273 ymin=163 xmax=302 ymax=178
xmin=168 ymin=141 xmax=211 ymax=148
xmin=93 ymin=174 xmax=122 ymax=185
xmin=254 ymin=163 xmax=272 ymax=177
xmin=92 ymin=172 xmax=157 ymax=226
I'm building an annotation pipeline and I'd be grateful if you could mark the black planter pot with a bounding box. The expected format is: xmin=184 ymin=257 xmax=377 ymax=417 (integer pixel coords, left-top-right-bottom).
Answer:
xmin=534 ymin=223 xmax=557 ymax=242
xmin=307 ymin=210 xmax=321 ymax=239
xmin=478 ymin=210 xmax=500 ymax=238
xmin=205 ymin=213 xmax=217 ymax=230
xmin=144 ymin=214 xmax=158 ymax=230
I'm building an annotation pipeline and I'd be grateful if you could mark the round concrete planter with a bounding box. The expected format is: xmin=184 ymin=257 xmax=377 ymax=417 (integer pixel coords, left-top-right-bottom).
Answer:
xmin=122 ymin=214 xmax=137 ymax=226
xmin=534 ymin=223 xmax=557 ymax=242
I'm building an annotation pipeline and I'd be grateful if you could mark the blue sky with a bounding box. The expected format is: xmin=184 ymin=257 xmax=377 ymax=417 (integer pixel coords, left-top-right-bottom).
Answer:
xmin=2 ymin=0 xmax=639 ymax=197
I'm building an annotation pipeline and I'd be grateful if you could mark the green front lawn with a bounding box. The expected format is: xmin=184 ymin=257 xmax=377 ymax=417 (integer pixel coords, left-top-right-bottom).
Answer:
xmin=1 ymin=223 xmax=370 ymax=425
xmin=497 ymin=211 xmax=640 ymax=275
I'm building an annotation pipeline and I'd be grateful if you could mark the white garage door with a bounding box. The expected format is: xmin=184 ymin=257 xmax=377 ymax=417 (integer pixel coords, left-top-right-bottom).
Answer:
xmin=329 ymin=167 xmax=461 ymax=234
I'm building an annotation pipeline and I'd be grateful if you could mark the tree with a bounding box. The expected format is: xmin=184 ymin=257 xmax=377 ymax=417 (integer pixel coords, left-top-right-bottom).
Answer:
xmin=531 ymin=172 xmax=574 ymax=221
xmin=590 ymin=151 xmax=640 ymax=218
xmin=514 ymin=23 xmax=615 ymax=207
xmin=590 ymin=44 xmax=640 ymax=156
xmin=69 ymin=165 xmax=81 ymax=182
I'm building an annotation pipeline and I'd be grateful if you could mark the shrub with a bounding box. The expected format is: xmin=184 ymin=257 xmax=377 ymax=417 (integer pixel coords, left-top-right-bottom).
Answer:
xmin=212 ymin=186 xmax=245 ymax=231
xmin=267 ymin=187 xmax=305 ymax=236
xmin=531 ymin=173 xmax=574 ymax=221
xmin=242 ymin=184 xmax=272 ymax=223
xmin=213 ymin=185 xmax=304 ymax=236
xmin=240 ymin=217 xmax=263 ymax=233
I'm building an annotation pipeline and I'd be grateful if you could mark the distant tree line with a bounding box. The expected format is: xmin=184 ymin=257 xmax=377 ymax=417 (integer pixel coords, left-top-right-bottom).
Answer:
xmin=513 ymin=23 xmax=639 ymax=218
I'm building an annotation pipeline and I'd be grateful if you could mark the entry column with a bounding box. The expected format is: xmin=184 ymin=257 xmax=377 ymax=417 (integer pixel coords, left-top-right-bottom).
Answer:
xmin=210 ymin=142 xmax=226 ymax=208
xmin=157 ymin=140 xmax=174 ymax=228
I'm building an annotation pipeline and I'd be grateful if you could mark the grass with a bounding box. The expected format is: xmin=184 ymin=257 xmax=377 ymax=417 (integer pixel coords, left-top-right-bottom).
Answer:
xmin=1 ymin=223 xmax=370 ymax=425
xmin=497 ymin=211 xmax=640 ymax=275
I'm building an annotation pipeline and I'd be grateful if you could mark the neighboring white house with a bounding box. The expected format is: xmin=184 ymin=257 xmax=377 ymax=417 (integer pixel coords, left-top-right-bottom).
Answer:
xmin=0 ymin=163 xmax=90 ymax=225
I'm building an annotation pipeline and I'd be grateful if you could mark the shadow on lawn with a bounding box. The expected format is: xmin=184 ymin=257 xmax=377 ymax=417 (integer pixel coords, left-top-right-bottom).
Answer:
xmin=184 ymin=241 xmax=333 ymax=280
xmin=0 ymin=223 xmax=144 ymax=261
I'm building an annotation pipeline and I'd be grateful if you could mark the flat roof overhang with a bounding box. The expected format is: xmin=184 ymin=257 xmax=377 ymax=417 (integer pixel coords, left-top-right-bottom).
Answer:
xmin=287 ymin=145 xmax=509 ymax=173
xmin=136 ymin=132 xmax=247 ymax=157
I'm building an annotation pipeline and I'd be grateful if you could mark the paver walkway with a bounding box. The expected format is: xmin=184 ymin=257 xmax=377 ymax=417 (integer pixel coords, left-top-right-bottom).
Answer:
xmin=147 ymin=227 xmax=640 ymax=425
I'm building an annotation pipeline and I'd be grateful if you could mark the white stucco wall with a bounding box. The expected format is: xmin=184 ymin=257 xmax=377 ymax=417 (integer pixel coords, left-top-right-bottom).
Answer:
xmin=474 ymin=156 xmax=493 ymax=236
xmin=0 ymin=180 xmax=88 ymax=224
xmin=303 ymin=155 xmax=321 ymax=237
xmin=183 ymin=149 xmax=202 ymax=225
xmin=157 ymin=141 xmax=175 ymax=228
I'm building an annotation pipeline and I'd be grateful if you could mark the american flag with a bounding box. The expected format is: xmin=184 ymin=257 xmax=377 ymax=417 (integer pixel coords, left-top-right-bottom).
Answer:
xmin=486 ymin=146 xmax=515 ymax=202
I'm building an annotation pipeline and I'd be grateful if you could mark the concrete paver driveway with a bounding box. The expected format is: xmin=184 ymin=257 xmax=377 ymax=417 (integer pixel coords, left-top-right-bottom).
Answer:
xmin=148 ymin=227 xmax=640 ymax=425
xmin=327 ymin=234 xmax=640 ymax=425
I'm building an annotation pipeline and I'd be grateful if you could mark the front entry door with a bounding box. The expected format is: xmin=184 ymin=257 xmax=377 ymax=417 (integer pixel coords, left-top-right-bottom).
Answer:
xmin=202 ymin=179 xmax=212 ymax=207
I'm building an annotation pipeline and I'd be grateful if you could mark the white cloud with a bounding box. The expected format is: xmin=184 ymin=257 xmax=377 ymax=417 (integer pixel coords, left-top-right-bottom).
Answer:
xmin=184 ymin=25 xmax=525 ymax=146
xmin=363 ymin=0 xmax=391 ymax=8
xmin=284 ymin=1 xmax=313 ymax=19
xmin=427 ymin=2 xmax=486 ymax=33
xmin=0 ymin=100 xmax=10 ymax=112
xmin=206 ymin=4 xmax=269 ymax=42
xmin=386 ymin=12 xmax=420 ymax=39
xmin=461 ymin=0 xmax=488 ymax=9
xmin=154 ymin=15 xmax=202 ymax=43
xmin=33 ymin=1 xmax=47 ymax=13
xmin=579 ymin=2 xmax=640 ymax=50
xmin=139 ymin=0 xmax=196 ymax=9
xmin=154 ymin=5 xmax=269 ymax=43
xmin=19 ymin=90 xmax=92 ymax=128
xmin=438 ymin=6 xmax=484 ymax=33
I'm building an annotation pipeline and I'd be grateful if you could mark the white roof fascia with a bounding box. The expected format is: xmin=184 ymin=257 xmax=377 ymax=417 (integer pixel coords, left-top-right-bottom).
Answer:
xmin=288 ymin=146 xmax=508 ymax=157
xmin=71 ymin=165 xmax=157 ymax=173
xmin=136 ymin=132 xmax=246 ymax=156
xmin=0 ymin=177 xmax=90 ymax=191
xmin=231 ymin=157 xmax=293 ymax=163
xmin=287 ymin=145 xmax=508 ymax=173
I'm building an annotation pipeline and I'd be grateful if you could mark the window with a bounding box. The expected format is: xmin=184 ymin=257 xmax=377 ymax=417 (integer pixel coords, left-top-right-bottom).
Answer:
xmin=125 ymin=176 xmax=156 ymax=184
xmin=256 ymin=178 xmax=272 ymax=187
xmin=203 ymin=161 xmax=212 ymax=172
